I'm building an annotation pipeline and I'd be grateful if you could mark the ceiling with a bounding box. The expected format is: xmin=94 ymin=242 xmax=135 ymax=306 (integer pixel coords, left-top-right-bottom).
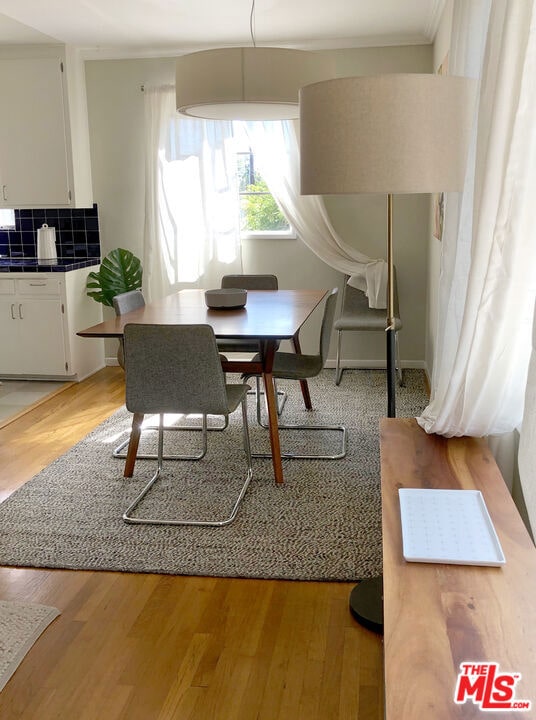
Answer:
xmin=0 ymin=0 xmax=446 ymax=60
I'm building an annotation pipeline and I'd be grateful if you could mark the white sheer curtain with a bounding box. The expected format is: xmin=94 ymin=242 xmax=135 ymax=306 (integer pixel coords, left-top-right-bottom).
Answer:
xmin=144 ymin=90 xmax=387 ymax=306
xmin=244 ymin=120 xmax=388 ymax=308
xmin=143 ymin=85 xmax=242 ymax=301
xmin=418 ymin=0 xmax=536 ymax=438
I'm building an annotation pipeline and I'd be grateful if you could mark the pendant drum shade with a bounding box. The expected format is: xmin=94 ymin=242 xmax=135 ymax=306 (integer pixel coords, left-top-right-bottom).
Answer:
xmin=176 ymin=47 xmax=335 ymax=120
xmin=299 ymin=74 xmax=475 ymax=195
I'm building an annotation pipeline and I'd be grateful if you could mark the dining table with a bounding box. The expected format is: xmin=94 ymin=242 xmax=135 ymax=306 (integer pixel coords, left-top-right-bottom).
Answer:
xmin=77 ymin=287 xmax=328 ymax=484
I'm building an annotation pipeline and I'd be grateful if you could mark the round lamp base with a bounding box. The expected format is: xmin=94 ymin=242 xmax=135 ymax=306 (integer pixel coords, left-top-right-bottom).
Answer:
xmin=349 ymin=576 xmax=384 ymax=635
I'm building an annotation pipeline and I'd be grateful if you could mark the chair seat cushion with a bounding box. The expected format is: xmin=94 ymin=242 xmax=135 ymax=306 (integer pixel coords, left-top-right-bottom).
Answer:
xmin=334 ymin=311 xmax=402 ymax=331
xmin=245 ymin=352 xmax=322 ymax=381
xmin=217 ymin=339 xmax=262 ymax=354
xmin=217 ymin=338 xmax=281 ymax=354
xmin=334 ymin=283 xmax=402 ymax=331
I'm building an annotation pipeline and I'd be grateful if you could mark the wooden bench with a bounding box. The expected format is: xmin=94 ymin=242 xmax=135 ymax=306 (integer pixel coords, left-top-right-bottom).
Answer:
xmin=381 ymin=418 xmax=536 ymax=719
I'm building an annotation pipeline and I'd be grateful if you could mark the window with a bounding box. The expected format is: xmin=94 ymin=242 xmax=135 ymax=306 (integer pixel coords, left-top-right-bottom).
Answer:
xmin=0 ymin=209 xmax=15 ymax=229
xmin=234 ymin=123 xmax=295 ymax=240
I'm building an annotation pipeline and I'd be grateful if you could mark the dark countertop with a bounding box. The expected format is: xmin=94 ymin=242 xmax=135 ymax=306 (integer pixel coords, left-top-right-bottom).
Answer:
xmin=0 ymin=257 xmax=100 ymax=272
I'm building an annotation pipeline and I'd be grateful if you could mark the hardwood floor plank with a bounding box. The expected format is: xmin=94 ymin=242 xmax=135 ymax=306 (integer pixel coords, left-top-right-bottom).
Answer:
xmin=0 ymin=367 xmax=383 ymax=720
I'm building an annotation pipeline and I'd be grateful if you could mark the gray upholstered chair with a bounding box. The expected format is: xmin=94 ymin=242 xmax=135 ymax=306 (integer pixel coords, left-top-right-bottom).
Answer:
xmin=112 ymin=289 xmax=227 ymax=462
xmin=113 ymin=289 xmax=146 ymax=369
xmin=217 ymin=274 xmax=278 ymax=355
xmin=334 ymin=273 xmax=403 ymax=387
xmin=243 ymin=288 xmax=347 ymax=460
xmin=217 ymin=273 xmax=288 ymax=414
xmin=221 ymin=273 xmax=279 ymax=290
xmin=121 ymin=323 xmax=253 ymax=527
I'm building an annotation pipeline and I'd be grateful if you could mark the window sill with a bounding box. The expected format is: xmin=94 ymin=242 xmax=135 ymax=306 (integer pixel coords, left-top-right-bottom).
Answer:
xmin=241 ymin=232 xmax=296 ymax=241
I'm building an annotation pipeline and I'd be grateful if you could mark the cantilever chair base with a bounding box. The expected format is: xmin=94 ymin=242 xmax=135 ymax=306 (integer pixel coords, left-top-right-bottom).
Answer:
xmin=123 ymin=404 xmax=253 ymax=527
xmin=123 ymin=463 xmax=253 ymax=526
xmin=253 ymin=391 xmax=347 ymax=460
xmin=251 ymin=426 xmax=347 ymax=461
xmin=335 ymin=330 xmax=404 ymax=387
xmin=251 ymin=377 xmax=287 ymax=416
xmin=113 ymin=414 xmax=228 ymax=460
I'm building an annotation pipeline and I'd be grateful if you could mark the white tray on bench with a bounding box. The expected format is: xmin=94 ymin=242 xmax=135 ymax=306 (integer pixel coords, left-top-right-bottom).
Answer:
xmin=398 ymin=488 xmax=506 ymax=566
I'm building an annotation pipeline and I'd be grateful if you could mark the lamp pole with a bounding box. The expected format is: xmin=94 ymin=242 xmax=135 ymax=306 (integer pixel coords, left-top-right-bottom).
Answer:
xmin=348 ymin=193 xmax=395 ymax=634
xmin=386 ymin=193 xmax=396 ymax=418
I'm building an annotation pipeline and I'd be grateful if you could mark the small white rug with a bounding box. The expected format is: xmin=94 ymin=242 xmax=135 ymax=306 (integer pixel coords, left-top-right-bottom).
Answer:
xmin=0 ymin=600 xmax=60 ymax=692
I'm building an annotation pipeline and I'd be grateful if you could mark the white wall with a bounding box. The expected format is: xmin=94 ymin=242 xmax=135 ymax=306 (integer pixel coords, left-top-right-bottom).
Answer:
xmin=426 ymin=0 xmax=453 ymax=380
xmin=84 ymin=45 xmax=432 ymax=362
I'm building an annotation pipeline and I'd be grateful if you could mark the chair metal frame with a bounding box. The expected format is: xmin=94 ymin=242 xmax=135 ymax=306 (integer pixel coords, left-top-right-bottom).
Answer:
xmin=244 ymin=289 xmax=347 ymax=461
xmin=121 ymin=323 xmax=253 ymax=527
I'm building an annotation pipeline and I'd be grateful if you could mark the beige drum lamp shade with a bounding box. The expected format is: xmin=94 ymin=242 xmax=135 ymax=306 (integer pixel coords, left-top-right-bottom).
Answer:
xmin=176 ymin=47 xmax=335 ymax=120
xmin=300 ymin=74 xmax=475 ymax=195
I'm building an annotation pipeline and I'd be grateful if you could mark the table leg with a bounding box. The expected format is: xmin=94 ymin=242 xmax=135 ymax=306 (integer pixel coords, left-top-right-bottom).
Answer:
xmin=124 ymin=412 xmax=144 ymax=478
xmin=260 ymin=340 xmax=284 ymax=483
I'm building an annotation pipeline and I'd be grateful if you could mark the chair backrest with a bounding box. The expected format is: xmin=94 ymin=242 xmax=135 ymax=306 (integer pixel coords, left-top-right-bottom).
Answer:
xmin=123 ymin=324 xmax=230 ymax=416
xmin=319 ymin=288 xmax=339 ymax=363
xmin=113 ymin=289 xmax=146 ymax=316
xmin=342 ymin=269 xmax=400 ymax=319
xmin=221 ymin=274 xmax=278 ymax=290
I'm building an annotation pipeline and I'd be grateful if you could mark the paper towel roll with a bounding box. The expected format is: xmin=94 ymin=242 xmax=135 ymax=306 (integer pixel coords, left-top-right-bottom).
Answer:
xmin=37 ymin=224 xmax=58 ymax=264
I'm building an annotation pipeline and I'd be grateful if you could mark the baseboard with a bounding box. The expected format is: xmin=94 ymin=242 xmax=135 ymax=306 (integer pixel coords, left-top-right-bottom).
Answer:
xmin=323 ymin=359 xmax=426 ymax=370
xmin=106 ymin=356 xmax=427 ymax=372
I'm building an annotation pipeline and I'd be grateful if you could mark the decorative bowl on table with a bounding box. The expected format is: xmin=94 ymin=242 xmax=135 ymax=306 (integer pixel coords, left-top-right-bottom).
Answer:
xmin=204 ymin=288 xmax=247 ymax=309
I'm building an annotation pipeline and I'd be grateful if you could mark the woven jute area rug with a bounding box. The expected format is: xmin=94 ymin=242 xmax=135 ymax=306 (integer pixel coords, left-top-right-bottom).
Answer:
xmin=0 ymin=370 xmax=428 ymax=582
xmin=0 ymin=600 xmax=59 ymax=692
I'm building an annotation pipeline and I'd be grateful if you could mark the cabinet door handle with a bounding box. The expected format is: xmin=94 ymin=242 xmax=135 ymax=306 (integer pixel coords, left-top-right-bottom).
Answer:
xmin=2 ymin=185 xmax=6 ymax=202
xmin=18 ymin=303 xmax=23 ymax=319
xmin=29 ymin=282 xmax=47 ymax=287
xmin=11 ymin=303 xmax=16 ymax=319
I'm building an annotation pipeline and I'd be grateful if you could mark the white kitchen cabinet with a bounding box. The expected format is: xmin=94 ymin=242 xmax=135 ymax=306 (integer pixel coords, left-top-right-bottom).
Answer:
xmin=0 ymin=46 xmax=93 ymax=209
xmin=0 ymin=269 xmax=104 ymax=380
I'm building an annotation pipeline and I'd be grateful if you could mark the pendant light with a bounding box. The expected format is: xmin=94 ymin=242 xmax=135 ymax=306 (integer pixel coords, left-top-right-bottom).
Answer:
xmin=175 ymin=0 xmax=334 ymax=120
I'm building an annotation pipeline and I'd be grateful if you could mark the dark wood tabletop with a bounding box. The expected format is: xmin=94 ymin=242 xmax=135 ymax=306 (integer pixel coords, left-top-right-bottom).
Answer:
xmin=77 ymin=289 xmax=327 ymax=341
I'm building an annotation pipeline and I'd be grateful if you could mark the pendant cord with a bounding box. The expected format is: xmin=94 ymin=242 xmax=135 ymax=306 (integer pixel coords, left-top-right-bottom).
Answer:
xmin=250 ymin=0 xmax=256 ymax=46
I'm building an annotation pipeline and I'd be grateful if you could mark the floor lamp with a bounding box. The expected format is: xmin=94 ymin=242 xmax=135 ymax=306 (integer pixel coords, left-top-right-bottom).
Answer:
xmin=299 ymin=74 xmax=474 ymax=632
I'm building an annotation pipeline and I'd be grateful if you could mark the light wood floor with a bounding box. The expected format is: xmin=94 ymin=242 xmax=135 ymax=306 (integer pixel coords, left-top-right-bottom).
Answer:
xmin=0 ymin=367 xmax=384 ymax=720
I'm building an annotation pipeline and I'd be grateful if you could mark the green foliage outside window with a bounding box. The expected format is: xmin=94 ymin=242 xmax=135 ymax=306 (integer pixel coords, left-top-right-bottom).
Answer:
xmin=241 ymin=179 xmax=288 ymax=232
xmin=237 ymin=151 xmax=289 ymax=234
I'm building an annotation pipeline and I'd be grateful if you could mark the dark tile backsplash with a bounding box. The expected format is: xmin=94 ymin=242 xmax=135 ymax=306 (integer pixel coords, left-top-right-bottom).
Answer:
xmin=0 ymin=204 xmax=100 ymax=260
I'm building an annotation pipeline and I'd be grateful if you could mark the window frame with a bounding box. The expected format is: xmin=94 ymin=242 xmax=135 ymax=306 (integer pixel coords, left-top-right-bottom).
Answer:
xmin=0 ymin=208 xmax=15 ymax=229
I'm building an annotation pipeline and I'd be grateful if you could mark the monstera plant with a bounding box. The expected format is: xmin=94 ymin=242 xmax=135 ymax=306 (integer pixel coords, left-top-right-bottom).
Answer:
xmin=86 ymin=248 xmax=143 ymax=307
